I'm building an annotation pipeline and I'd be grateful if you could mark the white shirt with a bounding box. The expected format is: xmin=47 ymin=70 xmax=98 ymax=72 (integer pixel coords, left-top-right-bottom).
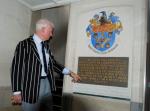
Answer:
xmin=33 ymin=34 xmax=70 ymax=76
xmin=33 ymin=34 xmax=48 ymax=76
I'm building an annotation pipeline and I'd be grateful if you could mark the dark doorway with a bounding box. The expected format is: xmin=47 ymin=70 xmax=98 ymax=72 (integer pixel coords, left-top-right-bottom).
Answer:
xmin=145 ymin=44 xmax=150 ymax=111
xmin=145 ymin=1 xmax=150 ymax=111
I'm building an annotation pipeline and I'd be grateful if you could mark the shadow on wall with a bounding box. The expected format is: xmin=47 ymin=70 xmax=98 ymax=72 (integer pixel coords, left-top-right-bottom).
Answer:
xmin=71 ymin=96 xmax=89 ymax=111
xmin=63 ymin=93 xmax=130 ymax=111
xmin=63 ymin=93 xmax=89 ymax=111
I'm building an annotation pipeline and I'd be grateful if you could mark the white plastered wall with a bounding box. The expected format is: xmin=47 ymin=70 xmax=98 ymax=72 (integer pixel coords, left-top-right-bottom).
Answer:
xmin=63 ymin=0 xmax=147 ymax=110
xmin=0 ymin=0 xmax=31 ymax=86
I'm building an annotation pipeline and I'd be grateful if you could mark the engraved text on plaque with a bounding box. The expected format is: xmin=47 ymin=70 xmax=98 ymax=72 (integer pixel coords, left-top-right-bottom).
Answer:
xmin=78 ymin=57 xmax=129 ymax=87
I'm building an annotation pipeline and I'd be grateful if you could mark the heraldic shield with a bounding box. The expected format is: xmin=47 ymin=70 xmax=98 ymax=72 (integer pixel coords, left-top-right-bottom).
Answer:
xmin=86 ymin=11 xmax=123 ymax=52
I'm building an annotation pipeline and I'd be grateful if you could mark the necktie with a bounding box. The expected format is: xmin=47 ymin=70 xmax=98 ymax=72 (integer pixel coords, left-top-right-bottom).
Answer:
xmin=41 ymin=41 xmax=48 ymax=74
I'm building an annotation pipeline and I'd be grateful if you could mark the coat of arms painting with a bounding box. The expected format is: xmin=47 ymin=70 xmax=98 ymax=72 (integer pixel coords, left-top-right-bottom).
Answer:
xmin=86 ymin=11 xmax=123 ymax=53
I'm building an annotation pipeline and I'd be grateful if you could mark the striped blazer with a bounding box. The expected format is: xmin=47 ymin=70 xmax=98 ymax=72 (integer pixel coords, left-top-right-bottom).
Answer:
xmin=11 ymin=36 xmax=64 ymax=103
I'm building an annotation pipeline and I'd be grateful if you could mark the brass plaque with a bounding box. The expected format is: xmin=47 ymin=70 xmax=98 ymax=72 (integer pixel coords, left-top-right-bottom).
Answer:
xmin=78 ymin=57 xmax=129 ymax=87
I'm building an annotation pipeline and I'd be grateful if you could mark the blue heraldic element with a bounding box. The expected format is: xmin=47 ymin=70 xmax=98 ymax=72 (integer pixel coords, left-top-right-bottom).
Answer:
xmin=86 ymin=11 xmax=123 ymax=52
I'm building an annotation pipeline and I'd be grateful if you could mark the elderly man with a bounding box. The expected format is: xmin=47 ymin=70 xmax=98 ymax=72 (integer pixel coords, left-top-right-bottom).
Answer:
xmin=11 ymin=19 xmax=80 ymax=111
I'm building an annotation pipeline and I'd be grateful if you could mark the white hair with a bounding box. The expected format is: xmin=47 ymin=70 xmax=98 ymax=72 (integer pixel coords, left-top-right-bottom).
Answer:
xmin=36 ymin=19 xmax=55 ymax=31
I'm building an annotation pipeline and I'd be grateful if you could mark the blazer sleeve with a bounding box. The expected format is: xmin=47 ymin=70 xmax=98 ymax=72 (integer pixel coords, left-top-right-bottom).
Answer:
xmin=50 ymin=52 xmax=65 ymax=74
xmin=11 ymin=42 xmax=24 ymax=92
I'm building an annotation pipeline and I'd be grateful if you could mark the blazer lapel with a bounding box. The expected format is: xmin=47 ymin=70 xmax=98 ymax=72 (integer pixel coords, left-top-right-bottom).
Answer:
xmin=29 ymin=37 xmax=41 ymax=62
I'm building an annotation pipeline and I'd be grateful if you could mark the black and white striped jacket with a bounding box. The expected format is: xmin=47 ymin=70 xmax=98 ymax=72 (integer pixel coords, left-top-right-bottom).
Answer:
xmin=11 ymin=36 xmax=64 ymax=103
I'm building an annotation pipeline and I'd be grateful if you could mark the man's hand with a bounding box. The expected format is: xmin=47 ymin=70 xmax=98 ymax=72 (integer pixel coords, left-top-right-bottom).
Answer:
xmin=70 ymin=72 xmax=81 ymax=82
xmin=11 ymin=94 xmax=22 ymax=105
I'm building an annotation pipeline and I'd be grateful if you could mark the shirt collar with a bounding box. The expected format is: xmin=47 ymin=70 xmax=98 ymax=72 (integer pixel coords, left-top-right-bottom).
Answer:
xmin=33 ymin=34 xmax=42 ymax=45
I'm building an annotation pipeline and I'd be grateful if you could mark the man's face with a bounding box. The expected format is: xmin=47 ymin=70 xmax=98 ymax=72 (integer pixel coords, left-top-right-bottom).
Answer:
xmin=42 ymin=25 xmax=53 ymax=41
